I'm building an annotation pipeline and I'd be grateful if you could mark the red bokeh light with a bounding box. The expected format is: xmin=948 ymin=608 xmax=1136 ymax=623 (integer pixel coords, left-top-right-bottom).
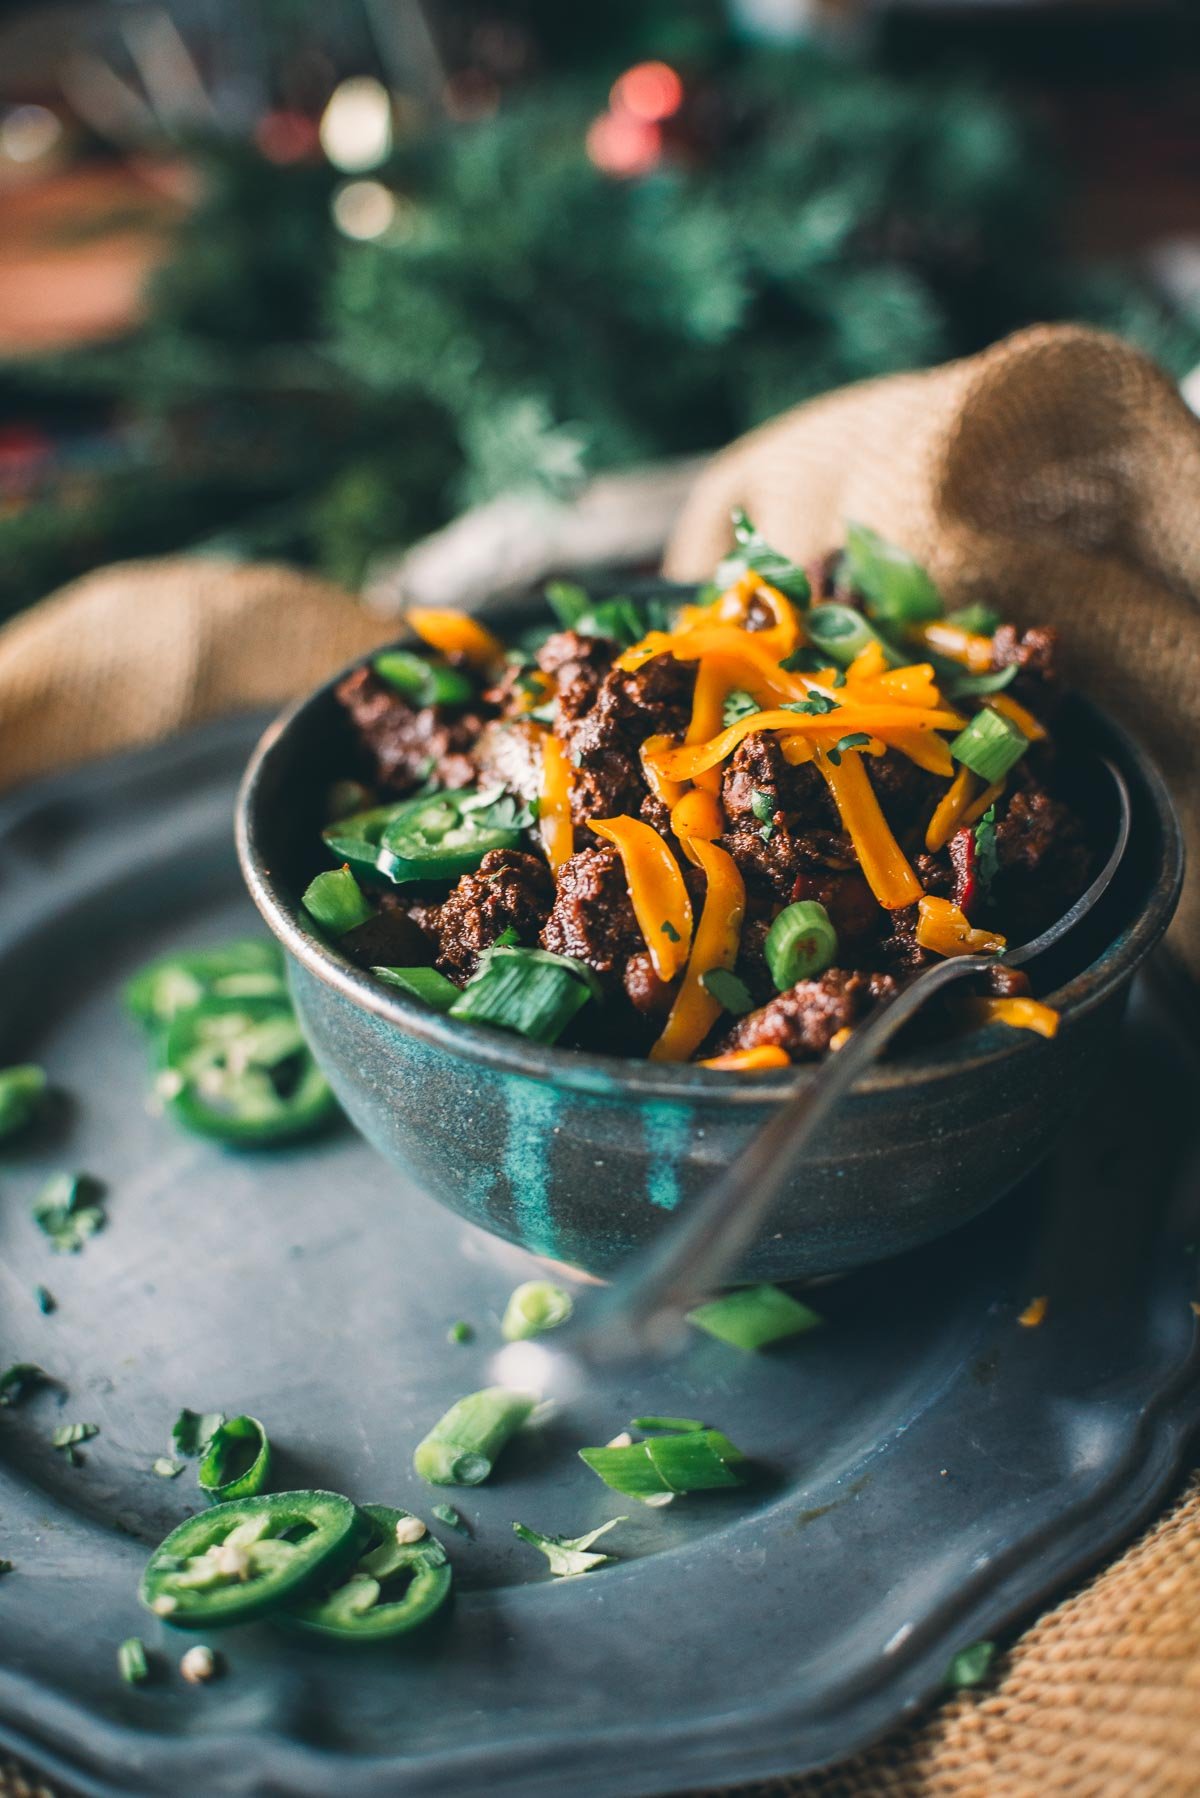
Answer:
xmin=610 ymin=62 xmax=684 ymax=125
xmin=586 ymin=110 xmax=663 ymax=178
xmin=254 ymin=110 xmax=321 ymax=165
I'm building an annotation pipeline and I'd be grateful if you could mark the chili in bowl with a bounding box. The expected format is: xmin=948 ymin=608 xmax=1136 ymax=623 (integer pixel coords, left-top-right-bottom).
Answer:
xmin=237 ymin=519 xmax=1181 ymax=1280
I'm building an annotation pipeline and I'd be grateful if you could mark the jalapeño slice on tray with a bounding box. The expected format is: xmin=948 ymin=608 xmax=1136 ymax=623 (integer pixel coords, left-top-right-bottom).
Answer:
xmin=139 ymin=1491 xmax=365 ymax=1628
xmin=285 ymin=1505 xmax=452 ymax=1642
xmin=157 ymin=994 xmax=336 ymax=1146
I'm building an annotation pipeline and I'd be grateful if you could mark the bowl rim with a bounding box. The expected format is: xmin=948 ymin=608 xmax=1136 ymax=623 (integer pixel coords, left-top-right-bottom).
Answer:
xmin=236 ymin=611 xmax=1185 ymax=1105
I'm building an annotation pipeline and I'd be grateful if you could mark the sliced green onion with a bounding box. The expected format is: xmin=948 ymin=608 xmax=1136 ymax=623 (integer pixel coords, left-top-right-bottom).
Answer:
xmin=716 ymin=508 xmax=811 ymax=607
xmin=545 ymin=580 xmax=591 ymax=630
xmin=198 ymin=1415 xmax=271 ymax=1503
xmin=371 ymin=965 xmax=460 ymax=1010
xmin=0 ymin=1065 xmax=47 ymax=1142
xmin=804 ymin=604 xmax=902 ymax=669
xmin=118 ymin=1637 xmax=151 ymax=1686
xmin=413 ymin=1387 xmax=536 ymax=1486
xmin=699 ymin=968 xmax=755 ymax=1017
xmin=432 ymin=1502 xmax=469 ymax=1533
xmin=501 ymin=1280 xmax=574 ymax=1342
xmin=171 ymin=1408 xmax=226 ymax=1459
xmin=949 ymin=708 xmax=1028 ymax=782
xmin=843 ymin=522 xmax=942 ymax=626
xmin=579 ymin=1428 xmax=745 ymax=1500
xmin=374 ymin=649 xmax=474 ymax=709
xmin=946 ymin=1639 xmax=996 ymax=1689
xmin=937 ymin=663 xmax=1017 ymax=702
xmin=688 ymin=1283 xmax=823 ymax=1350
xmin=630 ymin=1416 xmax=705 ymax=1433
xmin=32 ymin=1173 xmax=105 ymax=1254
xmin=301 ymin=866 xmax=375 ymax=936
xmin=449 ymin=946 xmax=597 ymax=1045
xmin=512 ymin=1516 xmax=625 ymax=1577
xmin=763 ymin=901 xmax=837 ymax=990
xmin=447 ymin=1320 xmax=473 ymax=1345
xmin=722 ymin=688 xmax=760 ymax=728
xmin=0 ymin=1363 xmax=52 ymax=1407
xmin=946 ymin=602 xmax=1001 ymax=635
xmin=153 ymin=1457 xmax=184 ymax=1479
xmin=53 ymin=1421 xmax=99 ymax=1465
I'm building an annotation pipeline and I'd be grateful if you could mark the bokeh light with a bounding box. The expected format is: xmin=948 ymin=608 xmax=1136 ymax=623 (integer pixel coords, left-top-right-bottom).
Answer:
xmin=586 ymin=110 xmax=663 ymax=178
xmin=331 ymin=178 xmax=396 ymax=240
xmin=319 ymin=76 xmax=393 ymax=173
xmin=610 ymin=62 xmax=684 ymax=124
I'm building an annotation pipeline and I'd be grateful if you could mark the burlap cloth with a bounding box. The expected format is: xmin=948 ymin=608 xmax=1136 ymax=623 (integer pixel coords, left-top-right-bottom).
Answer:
xmin=1 ymin=323 xmax=1198 ymax=1795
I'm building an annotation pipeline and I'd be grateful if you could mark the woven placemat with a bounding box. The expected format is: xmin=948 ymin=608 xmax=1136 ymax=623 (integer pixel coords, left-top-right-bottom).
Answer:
xmin=2 ymin=323 xmax=1199 ymax=1795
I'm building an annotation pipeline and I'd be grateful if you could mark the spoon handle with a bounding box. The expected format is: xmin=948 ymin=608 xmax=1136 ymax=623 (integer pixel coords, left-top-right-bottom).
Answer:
xmin=585 ymin=950 xmax=996 ymax=1359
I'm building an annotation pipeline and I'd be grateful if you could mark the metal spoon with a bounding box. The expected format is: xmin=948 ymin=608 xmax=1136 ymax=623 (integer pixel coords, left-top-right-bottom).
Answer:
xmin=494 ymin=756 xmax=1130 ymax=1386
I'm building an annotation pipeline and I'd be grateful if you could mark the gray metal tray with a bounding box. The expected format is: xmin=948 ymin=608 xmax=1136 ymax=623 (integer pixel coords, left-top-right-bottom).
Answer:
xmin=0 ymin=717 xmax=1197 ymax=1798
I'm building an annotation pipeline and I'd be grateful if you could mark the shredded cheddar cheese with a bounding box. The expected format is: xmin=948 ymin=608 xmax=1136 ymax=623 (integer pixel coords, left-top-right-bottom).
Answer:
xmin=592 ymin=815 xmax=693 ymax=981
xmin=640 ymin=733 xmax=687 ymax=811
xmin=699 ymin=1045 xmax=790 ymax=1072
xmin=670 ymin=787 xmax=724 ymax=849
xmin=828 ymin=1027 xmax=853 ymax=1053
xmin=538 ymin=733 xmax=574 ymax=873
xmin=987 ymin=692 xmax=1046 ymax=742
xmin=1018 ymin=1295 xmax=1049 ymax=1327
xmin=915 ymin=620 xmax=994 ymax=672
xmin=814 ymin=746 xmax=923 ymax=910
xmin=972 ymin=996 xmax=1059 ymax=1040
xmin=647 ymin=701 xmax=966 ymax=784
xmin=915 ymin=895 xmax=1006 ymax=957
xmin=925 ymin=764 xmax=978 ymax=852
xmin=651 ymin=837 xmax=746 ymax=1063
xmin=962 ymin=777 xmax=1005 ymax=827
xmin=406 ymin=607 xmax=505 ymax=668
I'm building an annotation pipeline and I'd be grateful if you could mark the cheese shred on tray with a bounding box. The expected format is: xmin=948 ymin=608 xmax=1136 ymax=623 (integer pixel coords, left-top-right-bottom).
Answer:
xmin=310 ymin=516 xmax=1087 ymax=1066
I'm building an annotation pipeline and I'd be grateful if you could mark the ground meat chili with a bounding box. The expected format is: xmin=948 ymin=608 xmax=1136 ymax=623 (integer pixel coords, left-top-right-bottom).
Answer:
xmin=307 ymin=516 xmax=1088 ymax=1066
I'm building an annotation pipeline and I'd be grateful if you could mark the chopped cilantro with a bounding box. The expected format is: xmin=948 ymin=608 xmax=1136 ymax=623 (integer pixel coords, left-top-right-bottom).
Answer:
xmin=33 ymin=1286 xmax=55 ymax=1315
xmin=974 ymin=804 xmax=1000 ymax=896
xmin=32 ymin=1173 xmax=106 ymax=1254
xmin=170 ymin=1408 xmax=226 ymax=1460
xmin=661 ymin=920 xmax=682 ymax=943
xmin=826 ymin=732 xmax=874 ymax=766
xmin=715 ymin=509 xmax=811 ymax=607
xmin=0 ymin=1560 xmax=12 ymax=1577
xmin=512 ymin=1516 xmax=625 ymax=1578
xmin=722 ymin=688 xmax=760 ymax=728
xmin=749 ymin=788 xmax=776 ymax=842
xmin=448 ymin=1320 xmax=474 ymax=1345
xmin=700 ymin=969 xmax=756 ymax=1016
xmin=783 ymin=691 xmax=839 ymax=717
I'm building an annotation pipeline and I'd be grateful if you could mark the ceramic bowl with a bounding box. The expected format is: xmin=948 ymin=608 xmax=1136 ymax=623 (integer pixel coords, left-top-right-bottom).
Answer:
xmin=236 ymin=593 xmax=1183 ymax=1281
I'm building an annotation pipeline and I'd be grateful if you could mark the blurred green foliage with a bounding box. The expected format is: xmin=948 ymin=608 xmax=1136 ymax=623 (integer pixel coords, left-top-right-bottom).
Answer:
xmin=1 ymin=45 xmax=1195 ymax=618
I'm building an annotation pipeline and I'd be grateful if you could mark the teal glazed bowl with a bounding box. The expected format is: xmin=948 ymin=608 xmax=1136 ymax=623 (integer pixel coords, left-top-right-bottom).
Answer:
xmin=236 ymin=593 xmax=1183 ymax=1282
